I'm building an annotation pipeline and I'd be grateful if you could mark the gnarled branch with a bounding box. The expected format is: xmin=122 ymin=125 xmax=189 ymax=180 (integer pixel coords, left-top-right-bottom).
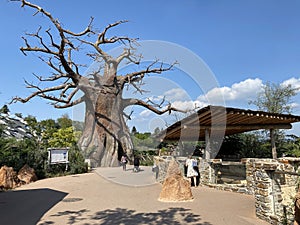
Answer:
xmin=122 ymin=98 xmax=188 ymax=115
xmin=11 ymin=81 xmax=76 ymax=104
xmin=120 ymin=61 xmax=176 ymax=86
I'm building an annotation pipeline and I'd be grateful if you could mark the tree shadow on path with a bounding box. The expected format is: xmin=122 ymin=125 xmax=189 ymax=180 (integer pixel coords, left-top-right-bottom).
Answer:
xmin=0 ymin=188 xmax=68 ymax=225
xmin=47 ymin=207 xmax=213 ymax=225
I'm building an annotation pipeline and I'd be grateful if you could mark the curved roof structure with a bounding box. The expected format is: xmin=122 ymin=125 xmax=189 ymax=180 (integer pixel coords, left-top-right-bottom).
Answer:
xmin=158 ymin=105 xmax=300 ymax=141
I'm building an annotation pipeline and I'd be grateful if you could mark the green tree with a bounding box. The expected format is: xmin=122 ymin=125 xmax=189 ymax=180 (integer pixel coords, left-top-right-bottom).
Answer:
xmin=68 ymin=146 xmax=88 ymax=174
xmin=24 ymin=115 xmax=40 ymax=136
xmin=283 ymin=135 xmax=300 ymax=157
xmin=131 ymin=126 xmax=138 ymax=135
xmin=57 ymin=114 xmax=72 ymax=129
xmin=0 ymin=105 xmax=9 ymax=114
xmin=0 ymin=112 xmax=87 ymax=179
xmin=249 ymin=81 xmax=298 ymax=158
xmin=153 ymin=127 xmax=161 ymax=136
xmin=48 ymin=127 xmax=81 ymax=148
xmin=249 ymin=82 xmax=298 ymax=114
xmin=39 ymin=119 xmax=58 ymax=148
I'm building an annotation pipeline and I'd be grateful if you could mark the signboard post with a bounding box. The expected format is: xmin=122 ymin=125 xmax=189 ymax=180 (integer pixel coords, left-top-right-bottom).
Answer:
xmin=48 ymin=148 xmax=69 ymax=170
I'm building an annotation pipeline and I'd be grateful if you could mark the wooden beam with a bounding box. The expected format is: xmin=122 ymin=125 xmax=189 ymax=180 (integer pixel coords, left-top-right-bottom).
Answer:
xmin=182 ymin=124 xmax=292 ymax=130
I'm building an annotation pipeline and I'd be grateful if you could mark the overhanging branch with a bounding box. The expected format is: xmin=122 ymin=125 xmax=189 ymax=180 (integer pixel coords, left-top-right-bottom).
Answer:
xmin=11 ymin=81 xmax=76 ymax=105
xmin=120 ymin=61 xmax=176 ymax=86
xmin=123 ymin=98 xmax=187 ymax=115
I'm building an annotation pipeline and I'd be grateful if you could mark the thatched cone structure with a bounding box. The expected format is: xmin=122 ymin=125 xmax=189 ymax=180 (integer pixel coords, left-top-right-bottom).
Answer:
xmin=158 ymin=159 xmax=193 ymax=202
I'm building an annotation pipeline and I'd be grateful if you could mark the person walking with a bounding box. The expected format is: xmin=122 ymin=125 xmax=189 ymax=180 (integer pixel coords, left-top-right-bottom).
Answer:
xmin=121 ymin=154 xmax=128 ymax=171
xmin=186 ymin=156 xmax=199 ymax=187
xmin=133 ymin=156 xmax=140 ymax=172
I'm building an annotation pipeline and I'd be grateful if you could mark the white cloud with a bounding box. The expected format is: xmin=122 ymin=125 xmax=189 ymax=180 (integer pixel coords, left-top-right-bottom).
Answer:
xmin=135 ymin=79 xmax=265 ymax=115
xmin=137 ymin=77 xmax=300 ymax=115
xmin=197 ymin=78 xmax=263 ymax=104
xmin=139 ymin=109 xmax=153 ymax=117
xmin=131 ymin=77 xmax=300 ymax=132
xmin=170 ymin=100 xmax=207 ymax=111
xmin=163 ymin=88 xmax=189 ymax=102
xmin=281 ymin=77 xmax=300 ymax=91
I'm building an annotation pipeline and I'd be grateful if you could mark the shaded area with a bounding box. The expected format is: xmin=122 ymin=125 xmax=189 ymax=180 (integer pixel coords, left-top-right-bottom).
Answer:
xmin=0 ymin=188 xmax=68 ymax=225
xmin=46 ymin=207 xmax=212 ymax=225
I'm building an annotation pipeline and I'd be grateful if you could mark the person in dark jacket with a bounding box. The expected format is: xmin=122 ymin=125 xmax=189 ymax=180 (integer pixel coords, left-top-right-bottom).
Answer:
xmin=133 ymin=156 xmax=140 ymax=172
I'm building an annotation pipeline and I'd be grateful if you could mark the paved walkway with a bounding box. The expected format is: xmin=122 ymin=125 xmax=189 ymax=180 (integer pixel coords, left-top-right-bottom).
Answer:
xmin=94 ymin=165 xmax=157 ymax=187
xmin=0 ymin=165 xmax=271 ymax=225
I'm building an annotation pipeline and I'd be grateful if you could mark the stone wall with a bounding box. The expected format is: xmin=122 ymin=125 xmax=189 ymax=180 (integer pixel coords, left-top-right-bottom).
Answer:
xmin=154 ymin=156 xmax=197 ymax=183
xmin=153 ymin=156 xmax=181 ymax=183
xmin=245 ymin=158 xmax=300 ymax=225
xmin=153 ymin=156 xmax=300 ymax=225
xmin=199 ymin=159 xmax=221 ymax=184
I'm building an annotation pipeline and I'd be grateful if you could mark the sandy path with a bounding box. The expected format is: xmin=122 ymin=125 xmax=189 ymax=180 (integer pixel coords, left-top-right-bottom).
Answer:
xmin=0 ymin=166 xmax=270 ymax=225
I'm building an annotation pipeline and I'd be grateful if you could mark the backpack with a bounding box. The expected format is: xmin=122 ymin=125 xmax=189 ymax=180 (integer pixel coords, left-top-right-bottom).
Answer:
xmin=192 ymin=159 xmax=198 ymax=167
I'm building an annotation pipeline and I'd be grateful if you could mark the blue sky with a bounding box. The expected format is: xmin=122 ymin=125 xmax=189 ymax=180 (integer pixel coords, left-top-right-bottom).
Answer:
xmin=1 ymin=0 xmax=300 ymax=134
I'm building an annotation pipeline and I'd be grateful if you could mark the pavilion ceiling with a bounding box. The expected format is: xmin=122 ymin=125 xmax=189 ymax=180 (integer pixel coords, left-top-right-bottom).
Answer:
xmin=158 ymin=105 xmax=300 ymax=141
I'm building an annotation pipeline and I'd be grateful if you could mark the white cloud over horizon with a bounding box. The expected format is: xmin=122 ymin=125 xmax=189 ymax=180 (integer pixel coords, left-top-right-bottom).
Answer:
xmin=130 ymin=77 xmax=300 ymax=133
xmin=197 ymin=78 xmax=264 ymax=105
xmin=281 ymin=77 xmax=300 ymax=91
xmin=136 ymin=77 xmax=300 ymax=120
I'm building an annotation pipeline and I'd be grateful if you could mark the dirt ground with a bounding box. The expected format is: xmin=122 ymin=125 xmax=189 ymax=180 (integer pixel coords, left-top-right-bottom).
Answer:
xmin=0 ymin=166 xmax=270 ymax=225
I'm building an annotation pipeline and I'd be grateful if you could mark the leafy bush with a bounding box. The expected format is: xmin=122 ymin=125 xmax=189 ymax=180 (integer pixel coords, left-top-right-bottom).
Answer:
xmin=0 ymin=113 xmax=88 ymax=179
xmin=68 ymin=146 xmax=88 ymax=174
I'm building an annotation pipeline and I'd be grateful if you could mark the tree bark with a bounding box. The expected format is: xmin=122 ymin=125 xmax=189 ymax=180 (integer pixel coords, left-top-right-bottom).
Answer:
xmin=270 ymin=128 xmax=277 ymax=159
xmin=77 ymin=77 xmax=133 ymax=167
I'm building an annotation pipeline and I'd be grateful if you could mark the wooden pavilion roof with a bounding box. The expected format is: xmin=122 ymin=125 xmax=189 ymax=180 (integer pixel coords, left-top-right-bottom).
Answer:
xmin=158 ymin=105 xmax=300 ymax=141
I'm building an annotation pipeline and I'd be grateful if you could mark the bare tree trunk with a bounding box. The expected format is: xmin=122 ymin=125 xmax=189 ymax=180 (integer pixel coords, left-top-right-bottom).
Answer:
xmin=270 ymin=129 xmax=277 ymax=159
xmin=78 ymin=90 xmax=133 ymax=167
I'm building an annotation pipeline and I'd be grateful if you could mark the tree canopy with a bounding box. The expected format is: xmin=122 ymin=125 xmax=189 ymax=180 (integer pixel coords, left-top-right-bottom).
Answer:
xmin=249 ymin=82 xmax=298 ymax=114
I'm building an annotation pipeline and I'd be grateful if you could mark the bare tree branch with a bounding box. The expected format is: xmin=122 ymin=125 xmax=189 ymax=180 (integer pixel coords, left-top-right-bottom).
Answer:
xmin=122 ymin=98 xmax=187 ymax=115
xmin=119 ymin=61 xmax=176 ymax=87
xmin=123 ymin=110 xmax=134 ymax=120
xmin=53 ymin=95 xmax=85 ymax=109
xmin=18 ymin=0 xmax=81 ymax=82
xmin=116 ymin=48 xmax=142 ymax=66
xmin=11 ymin=81 xmax=76 ymax=104
xmin=12 ymin=0 xmax=183 ymax=119
xmin=97 ymin=20 xmax=128 ymax=44
xmin=63 ymin=17 xmax=94 ymax=37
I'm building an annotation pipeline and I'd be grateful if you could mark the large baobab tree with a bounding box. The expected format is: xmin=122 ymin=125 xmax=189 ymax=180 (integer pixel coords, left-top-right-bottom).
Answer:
xmin=12 ymin=0 xmax=185 ymax=167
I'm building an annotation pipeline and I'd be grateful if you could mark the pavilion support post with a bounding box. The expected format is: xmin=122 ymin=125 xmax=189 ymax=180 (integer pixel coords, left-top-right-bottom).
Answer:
xmin=270 ymin=128 xmax=277 ymax=159
xmin=178 ymin=140 xmax=185 ymax=156
xmin=204 ymin=128 xmax=211 ymax=160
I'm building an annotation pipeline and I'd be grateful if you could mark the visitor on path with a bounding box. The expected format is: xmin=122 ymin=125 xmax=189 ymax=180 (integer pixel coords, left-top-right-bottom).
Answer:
xmin=186 ymin=156 xmax=199 ymax=187
xmin=121 ymin=154 xmax=128 ymax=171
xmin=133 ymin=156 xmax=140 ymax=172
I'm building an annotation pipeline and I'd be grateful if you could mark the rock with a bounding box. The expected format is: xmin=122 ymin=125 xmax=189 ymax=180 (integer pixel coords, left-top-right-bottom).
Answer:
xmin=294 ymin=192 xmax=300 ymax=225
xmin=17 ymin=164 xmax=38 ymax=184
xmin=158 ymin=159 xmax=193 ymax=202
xmin=0 ymin=165 xmax=18 ymax=190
